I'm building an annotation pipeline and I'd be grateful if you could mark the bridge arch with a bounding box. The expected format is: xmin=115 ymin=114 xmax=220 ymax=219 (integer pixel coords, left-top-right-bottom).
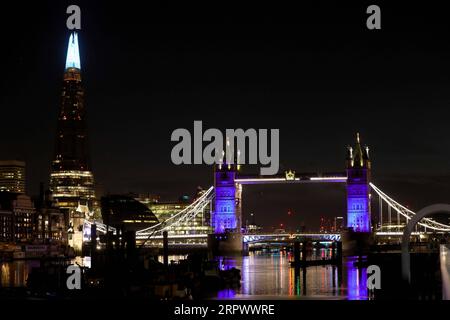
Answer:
xmin=401 ymin=204 xmax=450 ymax=283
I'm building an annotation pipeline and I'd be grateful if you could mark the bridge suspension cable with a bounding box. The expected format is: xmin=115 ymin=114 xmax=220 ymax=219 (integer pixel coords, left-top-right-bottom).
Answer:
xmin=82 ymin=187 xmax=214 ymax=239
xmin=84 ymin=220 xmax=116 ymax=234
xmin=370 ymin=183 xmax=450 ymax=232
xmin=86 ymin=183 xmax=450 ymax=242
xmin=135 ymin=186 xmax=215 ymax=237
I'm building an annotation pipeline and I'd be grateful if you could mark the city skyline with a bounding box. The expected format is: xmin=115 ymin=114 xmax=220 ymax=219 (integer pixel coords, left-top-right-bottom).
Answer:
xmin=2 ymin=2 xmax=450 ymax=230
xmin=2 ymin=1 xmax=450 ymax=305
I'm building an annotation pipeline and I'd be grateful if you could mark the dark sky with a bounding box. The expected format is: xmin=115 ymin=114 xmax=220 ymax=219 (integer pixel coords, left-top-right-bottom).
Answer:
xmin=2 ymin=1 xmax=450 ymax=230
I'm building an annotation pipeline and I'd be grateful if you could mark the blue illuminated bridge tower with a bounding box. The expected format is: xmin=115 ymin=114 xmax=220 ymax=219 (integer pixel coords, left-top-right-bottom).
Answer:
xmin=210 ymin=160 xmax=243 ymax=253
xmin=342 ymin=133 xmax=372 ymax=255
xmin=213 ymin=162 xmax=240 ymax=233
xmin=346 ymin=133 xmax=371 ymax=233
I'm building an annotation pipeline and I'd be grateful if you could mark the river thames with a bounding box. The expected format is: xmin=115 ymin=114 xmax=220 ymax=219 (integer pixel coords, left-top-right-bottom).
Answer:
xmin=1 ymin=249 xmax=371 ymax=299
xmin=215 ymin=250 xmax=368 ymax=300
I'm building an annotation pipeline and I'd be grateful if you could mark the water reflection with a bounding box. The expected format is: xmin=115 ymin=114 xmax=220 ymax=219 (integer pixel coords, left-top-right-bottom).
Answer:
xmin=345 ymin=256 xmax=368 ymax=300
xmin=157 ymin=255 xmax=187 ymax=264
xmin=217 ymin=250 xmax=369 ymax=300
xmin=0 ymin=257 xmax=90 ymax=288
xmin=0 ymin=260 xmax=39 ymax=287
xmin=1 ymin=250 xmax=369 ymax=299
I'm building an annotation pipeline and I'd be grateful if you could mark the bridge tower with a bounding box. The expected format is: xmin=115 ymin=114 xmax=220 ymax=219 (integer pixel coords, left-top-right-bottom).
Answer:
xmin=212 ymin=162 xmax=241 ymax=233
xmin=209 ymin=160 xmax=243 ymax=254
xmin=346 ymin=133 xmax=371 ymax=233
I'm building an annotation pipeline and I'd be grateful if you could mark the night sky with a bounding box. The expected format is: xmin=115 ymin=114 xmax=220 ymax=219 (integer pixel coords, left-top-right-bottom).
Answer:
xmin=2 ymin=1 xmax=450 ymax=230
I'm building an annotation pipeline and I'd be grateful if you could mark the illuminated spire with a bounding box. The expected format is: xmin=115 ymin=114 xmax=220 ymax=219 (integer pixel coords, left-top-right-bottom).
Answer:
xmin=65 ymin=32 xmax=81 ymax=70
xmin=353 ymin=132 xmax=364 ymax=167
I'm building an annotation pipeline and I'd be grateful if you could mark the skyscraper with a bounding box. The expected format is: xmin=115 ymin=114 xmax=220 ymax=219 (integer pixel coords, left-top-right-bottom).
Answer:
xmin=49 ymin=32 xmax=95 ymax=251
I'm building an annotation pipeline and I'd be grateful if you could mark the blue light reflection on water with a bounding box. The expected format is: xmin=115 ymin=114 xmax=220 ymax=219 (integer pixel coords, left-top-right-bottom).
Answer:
xmin=345 ymin=256 xmax=368 ymax=300
xmin=1 ymin=251 xmax=368 ymax=299
xmin=216 ymin=250 xmax=369 ymax=300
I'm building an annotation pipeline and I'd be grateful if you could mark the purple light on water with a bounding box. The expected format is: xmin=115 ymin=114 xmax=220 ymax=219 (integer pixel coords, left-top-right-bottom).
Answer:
xmin=346 ymin=257 xmax=368 ymax=300
xmin=215 ymin=258 xmax=239 ymax=297
xmin=217 ymin=288 xmax=236 ymax=299
xmin=218 ymin=257 xmax=237 ymax=271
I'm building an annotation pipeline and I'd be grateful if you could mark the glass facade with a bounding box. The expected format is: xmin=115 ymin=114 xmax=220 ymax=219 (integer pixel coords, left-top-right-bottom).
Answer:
xmin=137 ymin=191 xmax=212 ymax=236
xmin=101 ymin=195 xmax=159 ymax=232
xmin=49 ymin=170 xmax=95 ymax=209
xmin=0 ymin=160 xmax=26 ymax=194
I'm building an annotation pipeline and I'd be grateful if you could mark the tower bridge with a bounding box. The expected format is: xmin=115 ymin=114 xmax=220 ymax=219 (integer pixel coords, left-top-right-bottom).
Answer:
xmin=84 ymin=133 xmax=450 ymax=252
xmin=211 ymin=133 xmax=371 ymax=252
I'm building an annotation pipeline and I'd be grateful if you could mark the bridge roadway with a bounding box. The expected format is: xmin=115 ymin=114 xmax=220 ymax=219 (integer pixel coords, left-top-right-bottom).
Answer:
xmin=235 ymin=172 xmax=347 ymax=184
xmin=136 ymin=231 xmax=434 ymax=247
xmin=135 ymin=232 xmax=342 ymax=243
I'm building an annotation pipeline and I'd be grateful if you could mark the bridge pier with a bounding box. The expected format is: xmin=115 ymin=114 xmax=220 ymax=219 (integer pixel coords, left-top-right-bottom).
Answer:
xmin=210 ymin=159 xmax=244 ymax=255
xmin=341 ymin=229 xmax=373 ymax=256
xmin=243 ymin=241 xmax=249 ymax=256
xmin=294 ymin=241 xmax=300 ymax=263
xmin=208 ymin=233 xmax=243 ymax=256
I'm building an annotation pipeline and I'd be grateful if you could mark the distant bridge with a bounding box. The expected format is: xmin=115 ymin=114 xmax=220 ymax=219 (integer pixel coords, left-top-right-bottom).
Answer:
xmin=242 ymin=233 xmax=341 ymax=243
